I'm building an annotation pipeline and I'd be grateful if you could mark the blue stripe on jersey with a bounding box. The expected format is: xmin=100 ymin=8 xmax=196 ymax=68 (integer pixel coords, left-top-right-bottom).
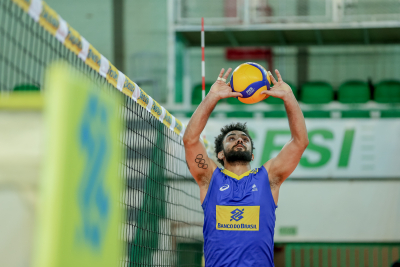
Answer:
xmin=202 ymin=166 xmax=277 ymax=267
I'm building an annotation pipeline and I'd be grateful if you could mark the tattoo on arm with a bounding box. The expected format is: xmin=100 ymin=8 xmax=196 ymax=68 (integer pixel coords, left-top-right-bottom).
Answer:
xmin=195 ymin=154 xmax=208 ymax=169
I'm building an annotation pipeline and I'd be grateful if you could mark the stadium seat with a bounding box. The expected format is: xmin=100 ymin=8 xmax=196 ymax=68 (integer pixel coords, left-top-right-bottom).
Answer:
xmin=338 ymin=81 xmax=370 ymax=103
xmin=380 ymin=110 xmax=400 ymax=118
xmin=184 ymin=111 xmax=194 ymax=118
xmin=265 ymin=82 xmax=297 ymax=104
xmin=263 ymin=111 xmax=287 ymax=118
xmin=13 ymin=84 xmax=40 ymax=91
xmin=300 ymin=82 xmax=333 ymax=104
xmin=303 ymin=110 xmax=331 ymax=118
xmin=341 ymin=110 xmax=370 ymax=118
xmin=192 ymin=83 xmax=212 ymax=105
xmin=374 ymin=80 xmax=400 ymax=103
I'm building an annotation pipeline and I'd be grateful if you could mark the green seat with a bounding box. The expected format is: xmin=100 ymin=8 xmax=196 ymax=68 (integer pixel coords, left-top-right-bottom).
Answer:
xmin=184 ymin=111 xmax=194 ymax=118
xmin=192 ymin=83 xmax=212 ymax=105
xmin=303 ymin=110 xmax=330 ymax=118
xmin=300 ymin=82 xmax=333 ymax=104
xmin=226 ymin=111 xmax=254 ymax=118
xmin=209 ymin=112 xmax=217 ymax=118
xmin=13 ymin=84 xmax=40 ymax=91
xmin=265 ymin=82 xmax=297 ymax=104
xmin=380 ymin=110 xmax=400 ymax=118
xmin=374 ymin=80 xmax=400 ymax=103
xmin=341 ymin=110 xmax=370 ymax=118
xmin=338 ymin=81 xmax=370 ymax=103
xmin=263 ymin=111 xmax=287 ymax=118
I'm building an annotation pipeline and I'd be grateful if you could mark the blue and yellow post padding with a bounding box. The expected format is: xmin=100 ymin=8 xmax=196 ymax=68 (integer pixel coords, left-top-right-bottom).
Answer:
xmin=33 ymin=63 xmax=123 ymax=267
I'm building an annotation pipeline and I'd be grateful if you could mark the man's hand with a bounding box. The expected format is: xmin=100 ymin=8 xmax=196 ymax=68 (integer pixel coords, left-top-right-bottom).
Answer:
xmin=210 ymin=68 xmax=243 ymax=100
xmin=260 ymin=69 xmax=293 ymax=101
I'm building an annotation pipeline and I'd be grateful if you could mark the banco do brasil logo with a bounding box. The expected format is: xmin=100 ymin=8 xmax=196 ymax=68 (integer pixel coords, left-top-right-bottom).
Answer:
xmin=230 ymin=208 xmax=244 ymax=221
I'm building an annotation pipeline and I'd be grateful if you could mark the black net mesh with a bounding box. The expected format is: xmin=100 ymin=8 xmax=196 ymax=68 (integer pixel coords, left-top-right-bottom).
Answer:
xmin=0 ymin=0 xmax=204 ymax=266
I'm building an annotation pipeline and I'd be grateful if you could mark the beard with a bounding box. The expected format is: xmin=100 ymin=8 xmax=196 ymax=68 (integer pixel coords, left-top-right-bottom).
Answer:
xmin=224 ymin=146 xmax=252 ymax=164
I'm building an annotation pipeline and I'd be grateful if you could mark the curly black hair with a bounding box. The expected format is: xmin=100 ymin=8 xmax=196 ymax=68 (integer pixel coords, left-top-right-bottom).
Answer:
xmin=214 ymin=122 xmax=255 ymax=166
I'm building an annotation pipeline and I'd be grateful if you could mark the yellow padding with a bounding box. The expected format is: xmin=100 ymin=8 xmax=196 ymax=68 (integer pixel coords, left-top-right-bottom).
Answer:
xmin=0 ymin=92 xmax=44 ymax=110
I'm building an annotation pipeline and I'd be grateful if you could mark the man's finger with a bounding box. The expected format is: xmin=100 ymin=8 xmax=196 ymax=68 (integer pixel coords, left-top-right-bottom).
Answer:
xmin=218 ymin=68 xmax=225 ymax=78
xmin=223 ymin=68 xmax=232 ymax=80
xmin=275 ymin=69 xmax=283 ymax=82
xmin=260 ymin=90 xmax=279 ymax=97
xmin=231 ymin=92 xmax=243 ymax=98
xmin=268 ymin=71 xmax=277 ymax=85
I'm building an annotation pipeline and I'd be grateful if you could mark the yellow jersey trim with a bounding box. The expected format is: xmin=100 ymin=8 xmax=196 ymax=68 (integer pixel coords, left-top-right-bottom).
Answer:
xmin=221 ymin=168 xmax=259 ymax=180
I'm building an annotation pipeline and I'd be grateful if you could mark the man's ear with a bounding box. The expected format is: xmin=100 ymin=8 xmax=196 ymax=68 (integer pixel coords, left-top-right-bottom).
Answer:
xmin=251 ymin=154 xmax=254 ymax=161
xmin=218 ymin=151 xmax=224 ymax=160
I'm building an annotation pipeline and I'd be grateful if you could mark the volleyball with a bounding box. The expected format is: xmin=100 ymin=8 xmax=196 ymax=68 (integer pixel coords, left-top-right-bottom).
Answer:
xmin=230 ymin=62 xmax=272 ymax=104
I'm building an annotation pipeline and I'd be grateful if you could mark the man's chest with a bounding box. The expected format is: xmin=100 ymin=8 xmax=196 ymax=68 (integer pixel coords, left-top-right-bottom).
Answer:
xmin=215 ymin=177 xmax=265 ymax=205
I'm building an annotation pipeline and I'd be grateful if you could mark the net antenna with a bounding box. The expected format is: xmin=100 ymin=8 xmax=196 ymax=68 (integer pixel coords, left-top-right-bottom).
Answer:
xmin=200 ymin=17 xmax=208 ymax=148
xmin=201 ymin=17 xmax=205 ymax=100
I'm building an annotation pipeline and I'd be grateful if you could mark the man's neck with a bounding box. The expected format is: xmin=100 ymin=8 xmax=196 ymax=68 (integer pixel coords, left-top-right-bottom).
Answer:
xmin=224 ymin=161 xmax=251 ymax=177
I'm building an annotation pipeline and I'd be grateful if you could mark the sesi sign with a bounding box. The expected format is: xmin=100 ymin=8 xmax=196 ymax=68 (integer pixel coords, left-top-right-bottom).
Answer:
xmin=204 ymin=119 xmax=400 ymax=179
xmin=261 ymin=128 xmax=355 ymax=169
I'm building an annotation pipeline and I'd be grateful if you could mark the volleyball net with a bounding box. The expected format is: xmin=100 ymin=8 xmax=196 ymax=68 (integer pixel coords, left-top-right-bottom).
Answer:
xmin=0 ymin=0 xmax=204 ymax=266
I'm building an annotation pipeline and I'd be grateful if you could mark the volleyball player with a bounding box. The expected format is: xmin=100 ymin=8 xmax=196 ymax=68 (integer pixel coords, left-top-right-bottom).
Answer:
xmin=182 ymin=68 xmax=308 ymax=266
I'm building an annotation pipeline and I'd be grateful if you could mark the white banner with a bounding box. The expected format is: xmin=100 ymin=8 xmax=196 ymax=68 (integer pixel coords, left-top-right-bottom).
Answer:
xmin=202 ymin=118 xmax=400 ymax=179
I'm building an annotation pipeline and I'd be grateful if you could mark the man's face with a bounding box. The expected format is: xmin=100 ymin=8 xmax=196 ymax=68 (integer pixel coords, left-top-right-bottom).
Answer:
xmin=222 ymin=130 xmax=253 ymax=163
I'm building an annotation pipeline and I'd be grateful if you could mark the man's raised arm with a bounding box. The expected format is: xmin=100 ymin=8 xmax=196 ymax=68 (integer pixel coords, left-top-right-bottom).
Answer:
xmin=261 ymin=69 xmax=309 ymax=186
xmin=183 ymin=68 xmax=242 ymax=194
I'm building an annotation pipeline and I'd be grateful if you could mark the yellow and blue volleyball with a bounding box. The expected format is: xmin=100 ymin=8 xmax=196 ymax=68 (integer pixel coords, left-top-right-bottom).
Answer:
xmin=230 ymin=62 xmax=271 ymax=104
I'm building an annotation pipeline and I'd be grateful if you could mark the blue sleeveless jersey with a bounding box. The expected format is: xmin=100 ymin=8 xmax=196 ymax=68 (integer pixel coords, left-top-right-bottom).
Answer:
xmin=202 ymin=166 xmax=277 ymax=267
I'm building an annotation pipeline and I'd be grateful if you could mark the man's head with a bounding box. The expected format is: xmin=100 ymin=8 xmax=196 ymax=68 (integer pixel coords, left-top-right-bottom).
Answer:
xmin=214 ymin=123 xmax=255 ymax=166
